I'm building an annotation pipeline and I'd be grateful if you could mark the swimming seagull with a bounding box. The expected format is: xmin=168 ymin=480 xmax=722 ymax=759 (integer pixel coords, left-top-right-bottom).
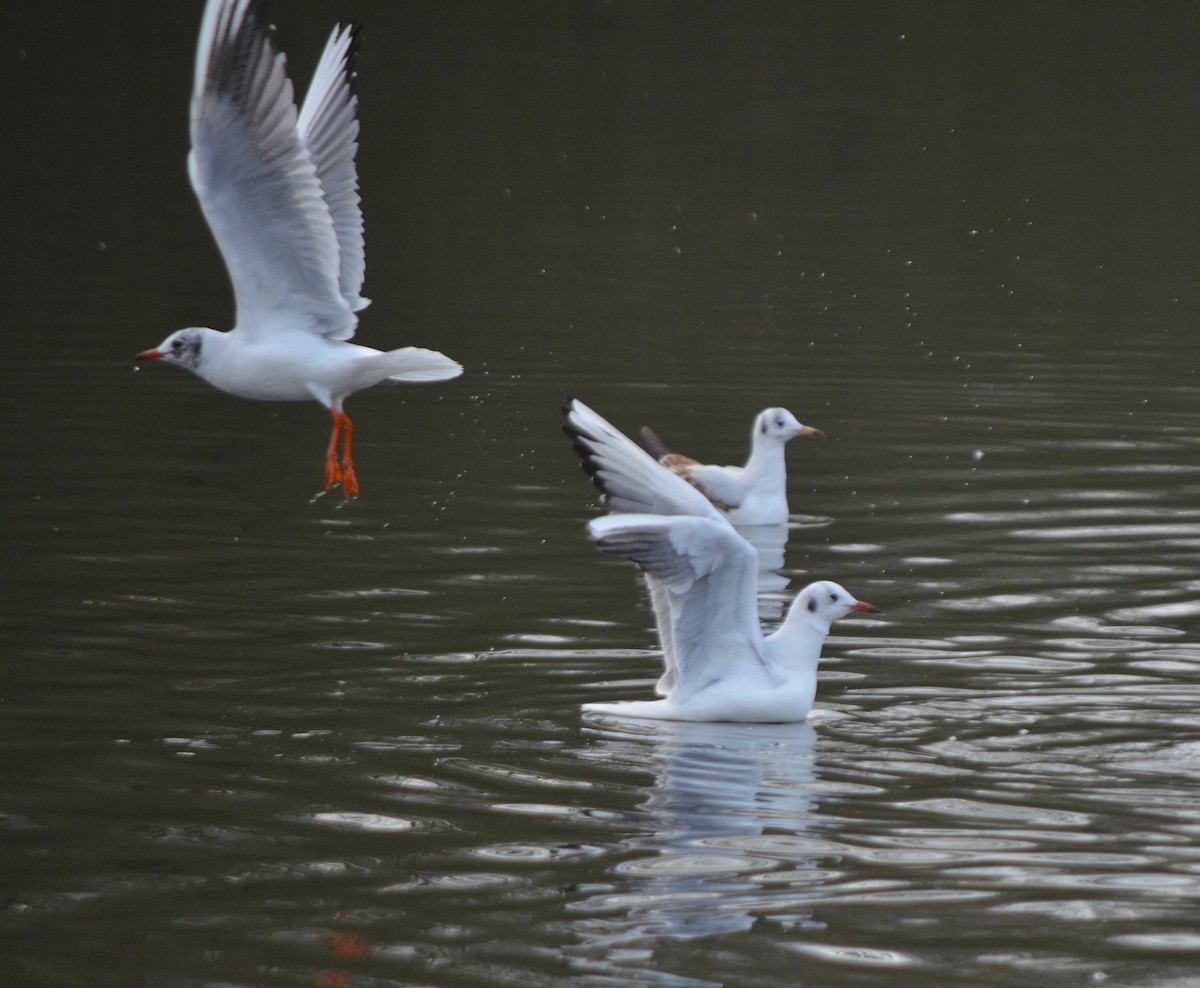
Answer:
xmin=136 ymin=0 xmax=462 ymax=498
xmin=640 ymin=408 xmax=824 ymax=525
xmin=564 ymin=399 xmax=877 ymax=722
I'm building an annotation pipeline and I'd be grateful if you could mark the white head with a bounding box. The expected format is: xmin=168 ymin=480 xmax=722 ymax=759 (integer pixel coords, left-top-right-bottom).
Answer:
xmin=785 ymin=580 xmax=879 ymax=633
xmin=754 ymin=407 xmax=824 ymax=443
xmin=135 ymin=328 xmax=214 ymax=374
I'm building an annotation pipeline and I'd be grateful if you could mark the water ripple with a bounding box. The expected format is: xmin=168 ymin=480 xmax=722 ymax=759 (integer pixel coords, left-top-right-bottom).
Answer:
xmin=785 ymin=943 xmax=919 ymax=967
xmin=301 ymin=812 xmax=420 ymax=833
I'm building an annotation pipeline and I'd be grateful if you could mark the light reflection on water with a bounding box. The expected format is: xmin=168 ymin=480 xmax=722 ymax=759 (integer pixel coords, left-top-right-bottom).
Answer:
xmin=17 ymin=569 xmax=1200 ymax=988
xmin=571 ymin=720 xmax=821 ymax=945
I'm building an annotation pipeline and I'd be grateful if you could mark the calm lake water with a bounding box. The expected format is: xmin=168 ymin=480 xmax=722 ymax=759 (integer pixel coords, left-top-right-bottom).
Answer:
xmin=6 ymin=2 xmax=1200 ymax=986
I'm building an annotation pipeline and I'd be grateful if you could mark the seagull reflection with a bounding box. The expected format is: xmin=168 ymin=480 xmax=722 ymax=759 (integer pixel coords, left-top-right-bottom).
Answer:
xmin=733 ymin=523 xmax=791 ymax=621
xmin=569 ymin=718 xmax=823 ymax=967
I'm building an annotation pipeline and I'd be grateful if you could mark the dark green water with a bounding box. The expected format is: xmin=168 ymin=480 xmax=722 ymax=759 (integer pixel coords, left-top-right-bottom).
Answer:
xmin=5 ymin=3 xmax=1200 ymax=985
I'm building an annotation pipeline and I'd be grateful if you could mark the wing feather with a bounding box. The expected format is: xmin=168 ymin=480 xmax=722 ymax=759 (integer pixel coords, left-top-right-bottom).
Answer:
xmin=297 ymin=22 xmax=369 ymax=314
xmin=190 ymin=0 xmax=354 ymax=340
xmin=563 ymin=400 xmax=725 ymax=520
xmin=588 ymin=514 xmax=769 ymax=702
xmin=677 ymin=464 xmax=750 ymax=510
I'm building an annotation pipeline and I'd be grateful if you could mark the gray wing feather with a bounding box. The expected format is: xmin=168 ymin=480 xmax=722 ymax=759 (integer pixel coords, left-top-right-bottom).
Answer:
xmin=639 ymin=425 xmax=673 ymax=461
xmin=588 ymin=514 xmax=768 ymax=702
xmin=190 ymin=0 xmax=354 ymax=340
xmin=679 ymin=464 xmax=750 ymax=509
xmin=297 ymin=23 xmax=369 ymax=314
xmin=564 ymin=400 xmax=726 ymax=520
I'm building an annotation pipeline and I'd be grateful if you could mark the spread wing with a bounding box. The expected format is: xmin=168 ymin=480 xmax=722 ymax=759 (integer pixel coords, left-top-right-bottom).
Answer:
xmin=297 ymin=22 xmax=369 ymax=314
xmin=587 ymin=514 xmax=770 ymax=703
xmin=563 ymin=400 xmax=725 ymax=520
xmin=189 ymin=0 xmax=355 ymax=340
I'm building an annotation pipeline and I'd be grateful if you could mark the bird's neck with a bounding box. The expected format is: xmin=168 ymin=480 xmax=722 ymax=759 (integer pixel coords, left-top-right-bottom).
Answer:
xmin=766 ymin=609 xmax=828 ymax=672
xmin=743 ymin=435 xmax=787 ymax=486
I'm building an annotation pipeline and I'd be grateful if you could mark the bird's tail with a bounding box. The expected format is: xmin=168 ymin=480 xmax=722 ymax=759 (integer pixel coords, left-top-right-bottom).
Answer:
xmin=383 ymin=347 xmax=463 ymax=383
xmin=639 ymin=425 xmax=673 ymax=460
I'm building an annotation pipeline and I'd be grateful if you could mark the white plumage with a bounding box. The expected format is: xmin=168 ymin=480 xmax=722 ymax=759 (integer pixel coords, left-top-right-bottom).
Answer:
xmin=137 ymin=0 xmax=462 ymax=498
xmin=640 ymin=408 xmax=823 ymax=525
xmin=565 ymin=399 xmax=877 ymax=722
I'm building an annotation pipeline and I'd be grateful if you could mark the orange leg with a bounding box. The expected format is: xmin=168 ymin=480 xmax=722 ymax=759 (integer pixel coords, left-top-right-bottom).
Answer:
xmin=339 ymin=413 xmax=359 ymax=499
xmin=323 ymin=409 xmax=343 ymax=491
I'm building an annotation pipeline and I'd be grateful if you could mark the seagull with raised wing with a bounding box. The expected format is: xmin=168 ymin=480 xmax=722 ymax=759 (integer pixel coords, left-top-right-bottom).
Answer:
xmin=564 ymin=399 xmax=877 ymax=722
xmin=640 ymin=408 xmax=823 ymax=525
xmin=136 ymin=0 xmax=462 ymax=498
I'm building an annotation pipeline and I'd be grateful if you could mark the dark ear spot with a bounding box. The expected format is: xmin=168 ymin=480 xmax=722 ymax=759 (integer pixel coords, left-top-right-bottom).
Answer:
xmin=760 ymin=419 xmax=768 ymax=435
xmin=806 ymin=598 xmax=816 ymax=613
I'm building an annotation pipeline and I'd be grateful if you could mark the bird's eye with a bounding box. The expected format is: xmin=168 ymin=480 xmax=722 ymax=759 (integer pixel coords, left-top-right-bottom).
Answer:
xmin=776 ymin=417 xmax=785 ymax=427
xmin=172 ymin=338 xmax=184 ymax=350
xmin=829 ymin=592 xmax=838 ymax=602
xmin=807 ymin=599 xmax=816 ymax=613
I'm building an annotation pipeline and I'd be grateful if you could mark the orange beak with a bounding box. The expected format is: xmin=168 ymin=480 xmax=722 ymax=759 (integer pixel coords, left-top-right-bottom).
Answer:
xmin=135 ymin=348 xmax=163 ymax=361
xmin=849 ymin=600 xmax=880 ymax=614
xmin=798 ymin=425 xmax=826 ymax=440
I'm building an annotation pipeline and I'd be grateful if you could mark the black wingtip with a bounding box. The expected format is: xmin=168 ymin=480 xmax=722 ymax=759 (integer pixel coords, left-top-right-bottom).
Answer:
xmin=206 ymin=0 xmax=279 ymax=103
xmin=561 ymin=406 xmax=608 ymax=497
xmin=344 ymin=20 xmax=364 ymax=94
xmin=562 ymin=424 xmax=600 ymax=478
xmin=244 ymin=0 xmax=273 ymax=35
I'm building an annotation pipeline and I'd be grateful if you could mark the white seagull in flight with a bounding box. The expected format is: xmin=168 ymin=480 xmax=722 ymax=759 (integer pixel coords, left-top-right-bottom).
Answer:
xmin=640 ymin=408 xmax=824 ymax=525
xmin=136 ymin=0 xmax=462 ymax=498
xmin=564 ymin=399 xmax=878 ymax=722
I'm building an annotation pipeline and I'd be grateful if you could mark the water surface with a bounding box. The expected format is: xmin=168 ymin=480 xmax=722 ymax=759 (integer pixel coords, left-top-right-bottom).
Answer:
xmin=5 ymin=3 xmax=1200 ymax=986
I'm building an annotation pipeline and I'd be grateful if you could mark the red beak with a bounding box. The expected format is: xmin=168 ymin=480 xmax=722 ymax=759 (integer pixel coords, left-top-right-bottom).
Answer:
xmin=135 ymin=348 xmax=163 ymax=361
xmin=849 ymin=600 xmax=880 ymax=614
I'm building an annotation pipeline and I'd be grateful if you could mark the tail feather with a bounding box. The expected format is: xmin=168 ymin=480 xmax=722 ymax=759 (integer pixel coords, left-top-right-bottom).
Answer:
xmin=383 ymin=347 xmax=463 ymax=383
xmin=639 ymin=425 xmax=673 ymax=460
